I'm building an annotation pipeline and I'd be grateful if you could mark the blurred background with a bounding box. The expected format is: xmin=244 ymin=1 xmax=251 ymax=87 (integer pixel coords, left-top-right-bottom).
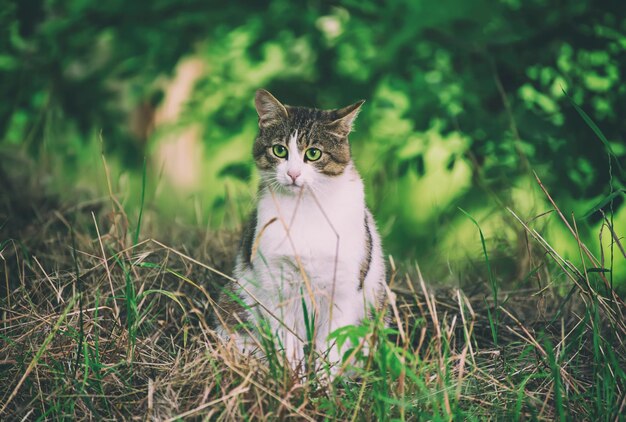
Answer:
xmin=1 ymin=0 xmax=625 ymax=289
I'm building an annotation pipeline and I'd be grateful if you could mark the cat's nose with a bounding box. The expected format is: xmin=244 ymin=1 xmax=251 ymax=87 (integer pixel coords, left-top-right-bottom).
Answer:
xmin=287 ymin=169 xmax=301 ymax=183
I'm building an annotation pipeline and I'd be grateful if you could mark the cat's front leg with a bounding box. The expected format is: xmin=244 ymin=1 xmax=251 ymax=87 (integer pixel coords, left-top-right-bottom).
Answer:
xmin=317 ymin=298 xmax=366 ymax=374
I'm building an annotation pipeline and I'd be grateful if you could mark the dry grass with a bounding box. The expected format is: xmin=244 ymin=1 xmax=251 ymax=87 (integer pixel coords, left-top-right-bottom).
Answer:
xmin=1 ymin=172 xmax=625 ymax=420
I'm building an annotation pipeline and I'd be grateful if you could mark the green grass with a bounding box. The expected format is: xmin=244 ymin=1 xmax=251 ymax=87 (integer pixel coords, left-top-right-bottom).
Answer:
xmin=1 ymin=165 xmax=625 ymax=420
xmin=459 ymin=207 xmax=499 ymax=347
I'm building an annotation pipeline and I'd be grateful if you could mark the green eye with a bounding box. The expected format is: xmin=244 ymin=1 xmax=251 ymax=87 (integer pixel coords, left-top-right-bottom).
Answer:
xmin=272 ymin=144 xmax=288 ymax=158
xmin=305 ymin=148 xmax=322 ymax=161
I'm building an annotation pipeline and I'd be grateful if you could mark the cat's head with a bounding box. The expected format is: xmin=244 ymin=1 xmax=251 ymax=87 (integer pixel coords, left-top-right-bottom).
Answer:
xmin=253 ymin=89 xmax=363 ymax=193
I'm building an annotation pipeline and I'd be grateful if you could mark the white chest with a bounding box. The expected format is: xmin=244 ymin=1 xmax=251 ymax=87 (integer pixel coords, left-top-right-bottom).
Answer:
xmin=254 ymin=177 xmax=366 ymax=284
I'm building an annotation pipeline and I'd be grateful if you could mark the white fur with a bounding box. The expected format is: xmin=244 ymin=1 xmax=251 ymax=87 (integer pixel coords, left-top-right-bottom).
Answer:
xmin=217 ymin=146 xmax=386 ymax=374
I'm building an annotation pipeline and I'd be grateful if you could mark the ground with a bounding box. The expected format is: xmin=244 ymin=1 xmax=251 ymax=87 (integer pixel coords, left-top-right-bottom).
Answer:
xmin=1 ymin=164 xmax=625 ymax=420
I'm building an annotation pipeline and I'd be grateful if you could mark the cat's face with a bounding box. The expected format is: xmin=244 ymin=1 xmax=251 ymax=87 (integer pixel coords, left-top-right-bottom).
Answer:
xmin=253 ymin=89 xmax=363 ymax=193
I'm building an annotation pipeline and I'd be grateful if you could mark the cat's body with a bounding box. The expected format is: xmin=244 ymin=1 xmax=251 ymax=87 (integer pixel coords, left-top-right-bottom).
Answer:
xmin=216 ymin=90 xmax=387 ymax=373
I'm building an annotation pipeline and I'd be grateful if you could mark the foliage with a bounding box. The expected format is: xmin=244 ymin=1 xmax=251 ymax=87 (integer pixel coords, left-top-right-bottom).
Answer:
xmin=1 ymin=0 xmax=256 ymax=161
xmin=2 ymin=1 xmax=625 ymax=287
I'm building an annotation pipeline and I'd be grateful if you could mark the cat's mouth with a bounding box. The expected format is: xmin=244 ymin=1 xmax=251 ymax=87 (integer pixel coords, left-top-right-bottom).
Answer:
xmin=281 ymin=181 xmax=306 ymax=193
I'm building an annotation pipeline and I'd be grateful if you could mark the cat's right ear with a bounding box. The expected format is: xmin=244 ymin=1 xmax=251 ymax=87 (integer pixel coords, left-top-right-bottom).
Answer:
xmin=327 ymin=100 xmax=365 ymax=138
xmin=255 ymin=89 xmax=288 ymax=128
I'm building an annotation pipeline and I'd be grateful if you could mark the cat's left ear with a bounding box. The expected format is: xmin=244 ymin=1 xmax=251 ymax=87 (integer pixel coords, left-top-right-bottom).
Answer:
xmin=328 ymin=100 xmax=365 ymax=138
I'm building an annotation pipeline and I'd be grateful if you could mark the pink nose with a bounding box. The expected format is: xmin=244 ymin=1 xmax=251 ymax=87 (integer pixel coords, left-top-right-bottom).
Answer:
xmin=287 ymin=169 xmax=301 ymax=182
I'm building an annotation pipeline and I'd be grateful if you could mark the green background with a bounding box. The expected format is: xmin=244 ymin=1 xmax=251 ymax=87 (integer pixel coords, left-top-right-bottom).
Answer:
xmin=2 ymin=0 xmax=625 ymax=289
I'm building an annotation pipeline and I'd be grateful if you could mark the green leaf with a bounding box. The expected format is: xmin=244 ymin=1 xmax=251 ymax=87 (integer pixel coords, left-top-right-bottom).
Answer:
xmin=218 ymin=162 xmax=252 ymax=181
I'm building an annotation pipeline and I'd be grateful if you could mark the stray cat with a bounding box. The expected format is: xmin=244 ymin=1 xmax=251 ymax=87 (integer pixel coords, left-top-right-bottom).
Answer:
xmin=215 ymin=89 xmax=387 ymax=374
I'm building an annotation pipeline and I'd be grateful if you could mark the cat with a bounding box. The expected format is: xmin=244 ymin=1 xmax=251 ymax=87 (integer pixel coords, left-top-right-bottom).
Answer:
xmin=215 ymin=89 xmax=387 ymax=375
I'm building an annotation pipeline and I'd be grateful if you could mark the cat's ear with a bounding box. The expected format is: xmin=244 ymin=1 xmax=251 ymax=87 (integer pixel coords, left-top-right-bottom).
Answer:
xmin=328 ymin=100 xmax=365 ymax=138
xmin=255 ymin=89 xmax=288 ymax=128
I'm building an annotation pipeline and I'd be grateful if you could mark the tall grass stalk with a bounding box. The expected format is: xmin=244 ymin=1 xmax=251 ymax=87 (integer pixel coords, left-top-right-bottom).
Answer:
xmin=459 ymin=207 xmax=499 ymax=346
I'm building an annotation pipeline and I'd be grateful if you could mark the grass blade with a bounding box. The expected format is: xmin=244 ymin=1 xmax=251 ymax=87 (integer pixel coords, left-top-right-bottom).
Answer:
xmin=563 ymin=89 xmax=624 ymax=175
xmin=583 ymin=189 xmax=626 ymax=219
xmin=134 ymin=156 xmax=147 ymax=246
xmin=459 ymin=207 xmax=499 ymax=345
xmin=0 ymin=296 xmax=78 ymax=415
